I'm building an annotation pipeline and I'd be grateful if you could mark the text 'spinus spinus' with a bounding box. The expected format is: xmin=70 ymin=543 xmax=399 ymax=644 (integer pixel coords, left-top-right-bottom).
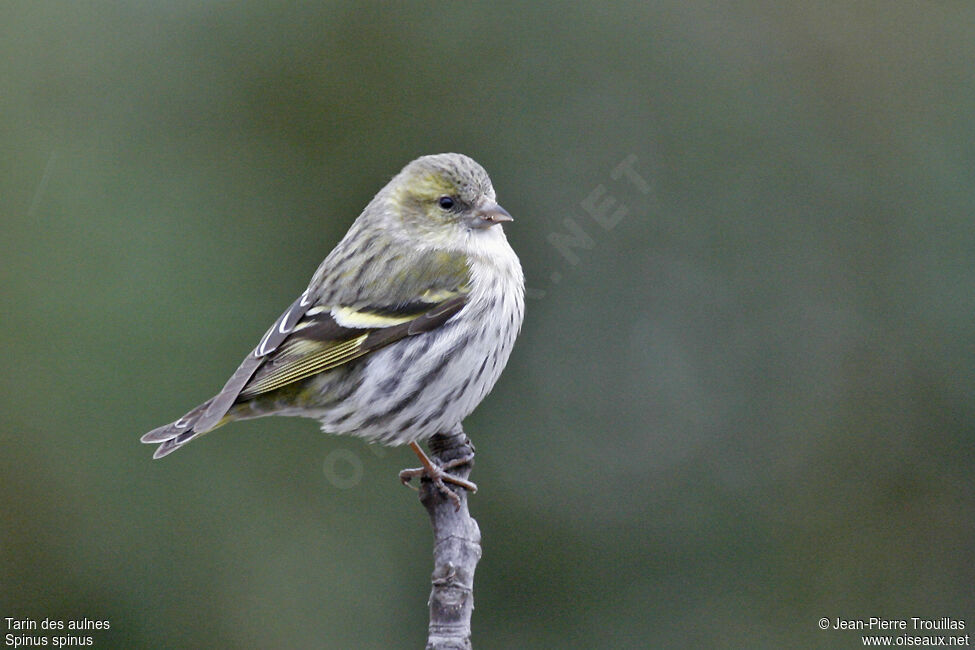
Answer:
xmin=142 ymin=153 xmax=524 ymax=495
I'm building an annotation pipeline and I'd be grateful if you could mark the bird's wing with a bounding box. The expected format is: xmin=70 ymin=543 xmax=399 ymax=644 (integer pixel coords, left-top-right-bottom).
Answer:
xmin=192 ymin=288 xmax=317 ymax=431
xmin=238 ymin=293 xmax=467 ymax=399
xmin=192 ymin=248 xmax=471 ymax=430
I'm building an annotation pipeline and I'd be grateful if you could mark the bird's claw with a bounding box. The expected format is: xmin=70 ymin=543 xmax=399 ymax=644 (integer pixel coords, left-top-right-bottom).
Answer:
xmin=399 ymin=454 xmax=477 ymax=510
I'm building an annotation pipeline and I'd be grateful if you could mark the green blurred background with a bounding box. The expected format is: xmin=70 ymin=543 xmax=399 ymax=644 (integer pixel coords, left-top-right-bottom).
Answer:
xmin=2 ymin=3 xmax=973 ymax=648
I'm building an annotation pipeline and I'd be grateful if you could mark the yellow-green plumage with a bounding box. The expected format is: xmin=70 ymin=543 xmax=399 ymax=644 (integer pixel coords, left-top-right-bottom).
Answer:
xmin=141 ymin=153 xmax=524 ymax=458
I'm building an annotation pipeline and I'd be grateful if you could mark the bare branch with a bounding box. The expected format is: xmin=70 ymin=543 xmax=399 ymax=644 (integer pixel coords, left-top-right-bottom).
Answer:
xmin=416 ymin=425 xmax=481 ymax=650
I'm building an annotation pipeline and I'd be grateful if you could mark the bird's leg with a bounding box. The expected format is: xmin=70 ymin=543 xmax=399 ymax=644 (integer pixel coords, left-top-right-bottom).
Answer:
xmin=399 ymin=441 xmax=477 ymax=509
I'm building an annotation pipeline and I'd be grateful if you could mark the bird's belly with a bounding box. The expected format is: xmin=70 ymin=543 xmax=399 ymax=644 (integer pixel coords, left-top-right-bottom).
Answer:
xmin=309 ymin=314 xmax=517 ymax=445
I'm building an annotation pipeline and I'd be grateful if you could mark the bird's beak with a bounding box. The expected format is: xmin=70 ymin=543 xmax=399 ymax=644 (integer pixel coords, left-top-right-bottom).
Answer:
xmin=471 ymin=202 xmax=514 ymax=229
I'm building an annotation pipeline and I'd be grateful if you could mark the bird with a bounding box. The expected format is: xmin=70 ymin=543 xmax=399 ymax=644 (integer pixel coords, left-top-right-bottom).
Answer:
xmin=141 ymin=153 xmax=525 ymax=502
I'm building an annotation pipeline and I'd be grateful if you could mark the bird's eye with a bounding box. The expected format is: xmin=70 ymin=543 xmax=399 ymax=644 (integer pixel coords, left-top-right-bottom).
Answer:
xmin=437 ymin=196 xmax=455 ymax=210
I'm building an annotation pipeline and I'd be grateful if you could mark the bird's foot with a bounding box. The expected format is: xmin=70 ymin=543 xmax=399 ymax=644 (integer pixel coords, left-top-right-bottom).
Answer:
xmin=400 ymin=441 xmax=477 ymax=510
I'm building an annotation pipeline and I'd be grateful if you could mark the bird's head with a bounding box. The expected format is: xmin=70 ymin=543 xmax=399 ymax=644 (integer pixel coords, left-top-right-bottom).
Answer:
xmin=384 ymin=153 xmax=513 ymax=245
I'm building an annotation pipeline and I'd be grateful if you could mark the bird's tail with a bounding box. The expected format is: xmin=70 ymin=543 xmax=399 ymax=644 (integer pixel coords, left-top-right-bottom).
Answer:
xmin=140 ymin=398 xmax=231 ymax=459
